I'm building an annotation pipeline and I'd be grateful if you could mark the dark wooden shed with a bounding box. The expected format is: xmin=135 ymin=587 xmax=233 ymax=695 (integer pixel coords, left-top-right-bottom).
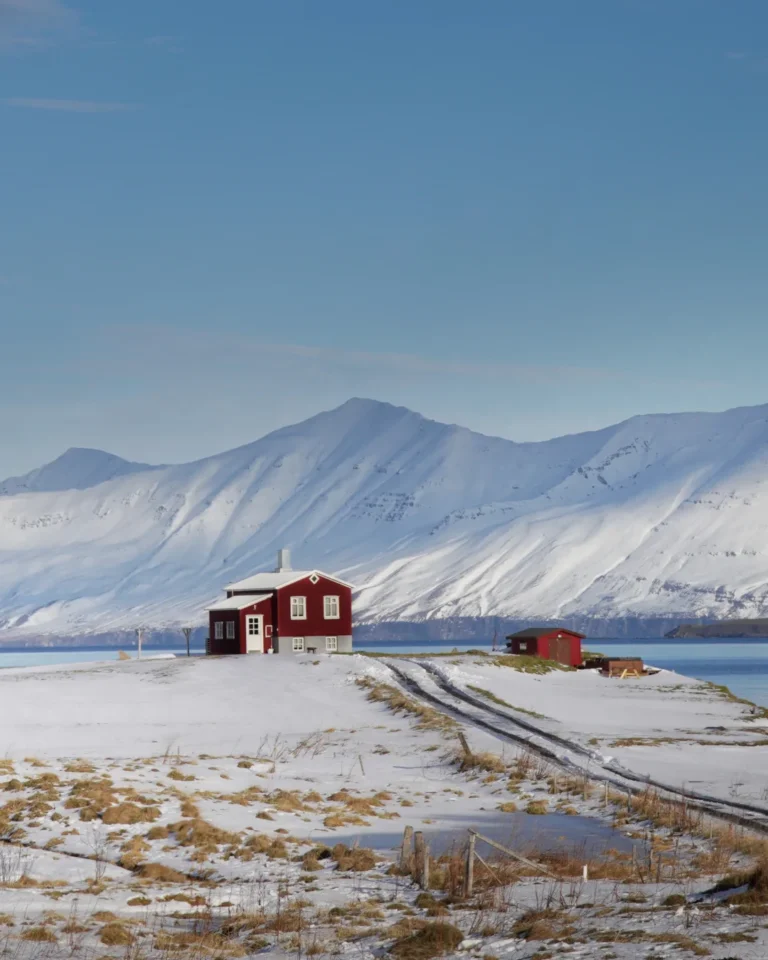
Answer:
xmin=505 ymin=627 xmax=585 ymax=667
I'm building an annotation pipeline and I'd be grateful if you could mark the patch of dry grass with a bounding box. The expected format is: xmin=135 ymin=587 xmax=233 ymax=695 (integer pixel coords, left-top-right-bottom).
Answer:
xmin=99 ymin=922 xmax=135 ymax=946
xmin=154 ymin=931 xmax=246 ymax=957
xmin=332 ymin=844 xmax=378 ymax=871
xmin=136 ymin=863 xmax=189 ymax=883
xmin=454 ymin=749 xmax=506 ymax=775
xmin=356 ymin=679 xmax=457 ymax=732
xmin=21 ymin=926 xmax=57 ymax=943
xmin=390 ymin=921 xmax=464 ymax=960
xmin=169 ymin=817 xmax=240 ymax=860
xmin=103 ymin=801 xmax=160 ymax=824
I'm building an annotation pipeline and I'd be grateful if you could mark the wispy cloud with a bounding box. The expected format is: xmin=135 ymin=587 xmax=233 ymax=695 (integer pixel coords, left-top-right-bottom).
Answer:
xmin=112 ymin=324 xmax=721 ymax=387
xmin=0 ymin=0 xmax=76 ymax=50
xmin=4 ymin=97 xmax=136 ymax=112
xmin=725 ymin=50 xmax=768 ymax=74
xmin=144 ymin=34 xmax=182 ymax=53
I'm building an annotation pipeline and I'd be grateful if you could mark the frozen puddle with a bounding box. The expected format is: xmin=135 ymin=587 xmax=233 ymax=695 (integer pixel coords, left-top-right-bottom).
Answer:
xmin=318 ymin=811 xmax=636 ymax=858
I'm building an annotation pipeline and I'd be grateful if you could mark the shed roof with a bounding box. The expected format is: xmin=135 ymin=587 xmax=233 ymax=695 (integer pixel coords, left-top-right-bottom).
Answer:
xmin=208 ymin=593 xmax=272 ymax=611
xmin=506 ymin=627 xmax=586 ymax=640
xmin=225 ymin=569 xmax=354 ymax=593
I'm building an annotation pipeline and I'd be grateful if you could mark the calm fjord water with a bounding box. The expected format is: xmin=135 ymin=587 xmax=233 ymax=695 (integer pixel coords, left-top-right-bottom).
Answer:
xmin=1 ymin=639 xmax=768 ymax=707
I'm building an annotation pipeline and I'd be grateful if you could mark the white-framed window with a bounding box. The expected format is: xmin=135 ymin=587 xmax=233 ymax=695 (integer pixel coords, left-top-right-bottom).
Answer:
xmin=325 ymin=636 xmax=338 ymax=652
xmin=292 ymin=637 xmax=305 ymax=652
xmin=214 ymin=622 xmax=223 ymax=640
xmin=519 ymin=641 xmax=528 ymax=651
xmin=324 ymin=595 xmax=340 ymax=619
xmin=226 ymin=621 xmax=235 ymax=639
xmin=291 ymin=596 xmax=306 ymax=619
xmin=309 ymin=573 xmax=320 ymax=584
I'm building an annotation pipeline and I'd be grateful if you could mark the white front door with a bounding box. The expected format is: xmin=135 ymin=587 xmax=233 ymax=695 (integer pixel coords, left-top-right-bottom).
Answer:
xmin=245 ymin=615 xmax=264 ymax=653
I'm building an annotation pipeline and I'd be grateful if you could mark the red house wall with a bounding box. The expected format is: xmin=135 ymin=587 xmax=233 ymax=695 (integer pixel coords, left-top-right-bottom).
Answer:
xmin=208 ymin=612 xmax=240 ymax=655
xmin=538 ymin=630 xmax=582 ymax=667
xmin=511 ymin=631 xmax=582 ymax=667
xmin=209 ymin=597 xmax=274 ymax=654
xmin=238 ymin=597 xmax=273 ymax=654
xmin=275 ymin=575 xmax=352 ymax=638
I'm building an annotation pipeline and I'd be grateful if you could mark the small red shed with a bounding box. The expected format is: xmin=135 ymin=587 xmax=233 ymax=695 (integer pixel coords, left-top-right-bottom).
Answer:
xmin=505 ymin=627 xmax=585 ymax=667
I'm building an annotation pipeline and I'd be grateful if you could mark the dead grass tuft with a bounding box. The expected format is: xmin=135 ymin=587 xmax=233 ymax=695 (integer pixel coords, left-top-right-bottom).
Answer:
xmin=332 ymin=843 xmax=378 ymax=871
xmin=103 ymin=801 xmax=160 ymax=824
xmin=64 ymin=759 xmax=96 ymax=774
xmin=454 ymin=749 xmax=506 ymax=775
xmin=21 ymin=926 xmax=57 ymax=943
xmin=99 ymin=922 xmax=135 ymax=946
xmin=64 ymin=776 xmax=117 ymax=820
xmin=390 ymin=921 xmax=464 ymax=960
xmin=238 ymin=834 xmax=289 ymax=860
xmin=356 ymin=678 xmax=457 ymax=732
xmin=154 ymin=931 xmax=246 ymax=957
xmin=136 ymin=862 xmax=189 ymax=883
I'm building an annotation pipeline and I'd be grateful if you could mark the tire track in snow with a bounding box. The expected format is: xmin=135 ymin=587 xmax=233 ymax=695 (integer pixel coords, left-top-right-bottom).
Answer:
xmin=380 ymin=657 xmax=768 ymax=834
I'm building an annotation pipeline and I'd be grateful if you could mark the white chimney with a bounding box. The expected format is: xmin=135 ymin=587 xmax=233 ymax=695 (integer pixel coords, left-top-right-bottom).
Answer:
xmin=276 ymin=548 xmax=291 ymax=572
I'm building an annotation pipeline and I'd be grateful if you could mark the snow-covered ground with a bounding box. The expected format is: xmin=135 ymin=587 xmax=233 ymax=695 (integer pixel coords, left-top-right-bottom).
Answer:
xmin=1 ymin=652 xmax=768 ymax=958
xmin=5 ymin=398 xmax=768 ymax=639
xmin=432 ymin=655 xmax=768 ymax=805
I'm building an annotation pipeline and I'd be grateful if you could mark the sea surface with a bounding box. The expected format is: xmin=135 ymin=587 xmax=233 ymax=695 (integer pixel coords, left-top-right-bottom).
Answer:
xmin=1 ymin=639 xmax=768 ymax=706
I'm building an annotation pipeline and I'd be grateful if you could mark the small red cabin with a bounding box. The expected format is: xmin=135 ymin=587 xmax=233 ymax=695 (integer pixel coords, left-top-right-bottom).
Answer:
xmin=207 ymin=549 xmax=353 ymax=656
xmin=505 ymin=627 xmax=584 ymax=667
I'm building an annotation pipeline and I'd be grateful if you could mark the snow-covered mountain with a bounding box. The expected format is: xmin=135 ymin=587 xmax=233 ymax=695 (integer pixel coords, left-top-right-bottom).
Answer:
xmin=2 ymin=397 xmax=768 ymax=641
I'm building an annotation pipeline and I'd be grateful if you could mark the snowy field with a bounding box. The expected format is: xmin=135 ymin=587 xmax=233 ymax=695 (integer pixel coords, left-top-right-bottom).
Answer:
xmin=1 ymin=652 xmax=768 ymax=958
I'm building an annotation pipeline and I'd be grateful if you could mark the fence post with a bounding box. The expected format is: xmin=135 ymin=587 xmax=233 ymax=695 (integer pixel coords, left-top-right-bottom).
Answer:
xmin=464 ymin=832 xmax=476 ymax=897
xmin=414 ymin=831 xmax=427 ymax=889
xmin=400 ymin=826 xmax=414 ymax=873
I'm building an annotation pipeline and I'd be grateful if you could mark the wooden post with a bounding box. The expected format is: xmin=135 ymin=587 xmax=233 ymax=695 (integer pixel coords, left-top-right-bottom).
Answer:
xmin=422 ymin=843 xmax=430 ymax=890
xmin=400 ymin=826 xmax=414 ymax=873
xmin=182 ymin=627 xmax=193 ymax=657
xmin=457 ymin=732 xmax=472 ymax=759
xmin=464 ymin=832 xmax=476 ymax=897
xmin=414 ymin=831 xmax=426 ymax=889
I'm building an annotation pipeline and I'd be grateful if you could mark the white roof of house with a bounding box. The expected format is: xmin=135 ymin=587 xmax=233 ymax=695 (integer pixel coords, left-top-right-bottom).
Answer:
xmin=224 ymin=569 xmax=354 ymax=593
xmin=208 ymin=593 xmax=272 ymax=611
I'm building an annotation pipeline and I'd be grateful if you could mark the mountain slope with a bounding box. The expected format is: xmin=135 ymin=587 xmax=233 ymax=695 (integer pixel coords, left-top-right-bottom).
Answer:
xmin=2 ymin=397 xmax=768 ymax=639
xmin=0 ymin=448 xmax=156 ymax=496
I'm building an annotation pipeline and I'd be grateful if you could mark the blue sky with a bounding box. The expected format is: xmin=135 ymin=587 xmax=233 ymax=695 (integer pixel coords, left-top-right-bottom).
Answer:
xmin=1 ymin=0 xmax=768 ymax=477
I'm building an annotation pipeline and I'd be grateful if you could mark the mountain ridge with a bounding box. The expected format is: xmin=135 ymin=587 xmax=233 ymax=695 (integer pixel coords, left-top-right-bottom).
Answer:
xmin=2 ymin=397 xmax=768 ymax=641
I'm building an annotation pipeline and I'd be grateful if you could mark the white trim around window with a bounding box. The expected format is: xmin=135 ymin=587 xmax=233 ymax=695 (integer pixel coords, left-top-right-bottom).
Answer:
xmin=226 ymin=620 xmax=235 ymax=639
xmin=214 ymin=622 xmax=223 ymax=640
xmin=292 ymin=637 xmax=305 ymax=652
xmin=324 ymin=595 xmax=340 ymax=619
xmin=290 ymin=596 xmax=307 ymax=620
xmin=325 ymin=636 xmax=338 ymax=652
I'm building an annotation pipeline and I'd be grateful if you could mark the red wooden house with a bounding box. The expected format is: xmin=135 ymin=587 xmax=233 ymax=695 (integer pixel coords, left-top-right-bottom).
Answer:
xmin=505 ymin=627 xmax=584 ymax=667
xmin=207 ymin=550 xmax=353 ymax=656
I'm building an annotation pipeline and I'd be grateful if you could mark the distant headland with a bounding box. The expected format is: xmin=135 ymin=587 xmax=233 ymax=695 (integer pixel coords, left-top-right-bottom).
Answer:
xmin=665 ymin=619 xmax=768 ymax=639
